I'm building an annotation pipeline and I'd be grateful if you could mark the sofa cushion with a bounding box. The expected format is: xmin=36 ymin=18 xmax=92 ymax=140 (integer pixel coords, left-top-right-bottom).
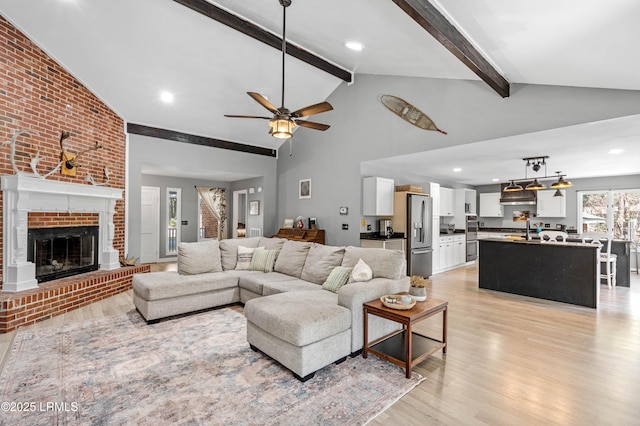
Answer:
xmin=273 ymin=240 xmax=313 ymax=278
xmin=322 ymin=267 xmax=353 ymax=293
xmin=236 ymin=245 xmax=263 ymax=270
xmin=238 ymin=272 xmax=297 ymax=295
xmin=262 ymin=279 xmax=323 ymax=296
xmin=244 ymin=291 xmax=349 ymax=347
xmin=219 ymin=237 xmax=261 ymax=270
xmin=342 ymin=247 xmax=404 ymax=280
xmin=249 ymin=248 xmax=279 ymax=272
xmin=133 ymin=271 xmax=239 ymax=300
xmin=350 ymin=258 xmax=373 ymax=282
xmin=259 ymin=237 xmax=287 ymax=251
xmin=177 ymin=240 xmax=222 ymax=275
xmin=300 ymin=244 xmax=345 ymax=284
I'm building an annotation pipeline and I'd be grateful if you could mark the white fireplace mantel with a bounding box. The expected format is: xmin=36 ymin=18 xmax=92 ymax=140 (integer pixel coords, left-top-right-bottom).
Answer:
xmin=2 ymin=175 xmax=123 ymax=292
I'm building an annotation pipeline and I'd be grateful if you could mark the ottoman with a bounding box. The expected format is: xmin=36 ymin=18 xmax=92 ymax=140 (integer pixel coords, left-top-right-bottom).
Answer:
xmin=244 ymin=291 xmax=352 ymax=381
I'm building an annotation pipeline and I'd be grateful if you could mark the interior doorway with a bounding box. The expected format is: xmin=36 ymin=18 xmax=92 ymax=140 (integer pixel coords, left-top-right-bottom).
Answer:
xmin=233 ymin=189 xmax=248 ymax=238
xmin=140 ymin=186 xmax=160 ymax=263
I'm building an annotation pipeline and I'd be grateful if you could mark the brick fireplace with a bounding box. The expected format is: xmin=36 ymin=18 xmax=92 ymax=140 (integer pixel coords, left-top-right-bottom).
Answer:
xmin=0 ymin=17 xmax=149 ymax=332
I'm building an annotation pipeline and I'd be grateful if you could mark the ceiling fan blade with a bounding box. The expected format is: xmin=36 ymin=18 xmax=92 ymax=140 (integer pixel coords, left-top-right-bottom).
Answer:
xmin=224 ymin=115 xmax=271 ymax=119
xmin=247 ymin=92 xmax=279 ymax=114
xmin=291 ymin=102 xmax=333 ymax=118
xmin=295 ymin=120 xmax=330 ymax=131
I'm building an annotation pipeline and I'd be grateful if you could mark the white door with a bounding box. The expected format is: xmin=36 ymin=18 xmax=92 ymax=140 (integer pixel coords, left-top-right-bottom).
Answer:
xmin=140 ymin=186 xmax=160 ymax=264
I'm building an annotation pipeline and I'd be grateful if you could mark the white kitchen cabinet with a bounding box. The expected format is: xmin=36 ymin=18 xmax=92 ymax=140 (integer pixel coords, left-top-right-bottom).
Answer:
xmin=360 ymin=238 xmax=405 ymax=252
xmin=437 ymin=235 xmax=466 ymax=271
xmin=477 ymin=232 xmax=491 ymax=240
xmin=440 ymin=187 xmax=455 ymax=216
xmin=479 ymin=192 xmax=503 ymax=217
xmin=432 ymin=216 xmax=440 ymax=273
xmin=453 ymin=188 xmax=477 ymax=228
xmin=453 ymin=235 xmax=465 ymax=265
xmin=429 ymin=182 xmax=441 ymax=218
xmin=362 ymin=177 xmax=394 ymax=216
xmin=536 ymin=189 xmax=566 ymax=217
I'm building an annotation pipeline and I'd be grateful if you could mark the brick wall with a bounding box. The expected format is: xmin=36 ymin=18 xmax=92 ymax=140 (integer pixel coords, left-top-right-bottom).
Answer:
xmin=0 ymin=16 xmax=126 ymax=284
xmin=200 ymin=199 xmax=220 ymax=238
xmin=28 ymin=212 xmax=100 ymax=228
xmin=0 ymin=265 xmax=150 ymax=333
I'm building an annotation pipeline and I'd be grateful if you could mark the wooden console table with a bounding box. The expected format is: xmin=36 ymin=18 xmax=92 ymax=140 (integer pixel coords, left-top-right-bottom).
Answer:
xmin=363 ymin=297 xmax=448 ymax=378
xmin=274 ymin=228 xmax=325 ymax=244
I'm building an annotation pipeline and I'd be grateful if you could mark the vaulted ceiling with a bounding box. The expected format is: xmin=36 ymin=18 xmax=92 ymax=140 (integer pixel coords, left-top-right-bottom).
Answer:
xmin=1 ymin=0 xmax=639 ymax=182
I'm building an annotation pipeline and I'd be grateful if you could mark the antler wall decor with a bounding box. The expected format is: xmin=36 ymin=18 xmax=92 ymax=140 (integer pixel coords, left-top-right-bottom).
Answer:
xmin=60 ymin=131 xmax=104 ymax=177
xmin=3 ymin=129 xmax=110 ymax=184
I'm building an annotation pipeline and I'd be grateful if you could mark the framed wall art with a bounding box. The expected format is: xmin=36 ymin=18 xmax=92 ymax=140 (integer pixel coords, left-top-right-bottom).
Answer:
xmin=282 ymin=218 xmax=294 ymax=228
xmin=299 ymin=179 xmax=311 ymax=199
xmin=249 ymin=200 xmax=260 ymax=215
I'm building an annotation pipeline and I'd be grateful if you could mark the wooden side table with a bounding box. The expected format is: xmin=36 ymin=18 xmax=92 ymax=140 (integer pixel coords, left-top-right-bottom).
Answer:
xmin=363 ymin=297 xmax=448 ymax=378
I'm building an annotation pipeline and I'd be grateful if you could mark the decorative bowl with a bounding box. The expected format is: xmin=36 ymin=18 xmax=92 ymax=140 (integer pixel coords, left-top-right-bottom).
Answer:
xmin=380 ymin=294 xmax=416 ymax=310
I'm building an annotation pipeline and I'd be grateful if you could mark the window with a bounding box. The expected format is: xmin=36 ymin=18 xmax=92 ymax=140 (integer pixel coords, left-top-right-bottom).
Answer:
xmin=166 ymin=188 xmax=181 ymax=254
xmin=578 ymin=189 xmax=640 ymax=240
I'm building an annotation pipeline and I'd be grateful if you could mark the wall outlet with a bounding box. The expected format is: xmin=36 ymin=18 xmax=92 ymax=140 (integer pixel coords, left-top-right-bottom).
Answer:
xmin=367 ymin=224 xmax=372 ymax=231
xmin=342 ymin=224 xmax=349 ymax=230
xmin=181 ymin=220 xmax=188 ymax=225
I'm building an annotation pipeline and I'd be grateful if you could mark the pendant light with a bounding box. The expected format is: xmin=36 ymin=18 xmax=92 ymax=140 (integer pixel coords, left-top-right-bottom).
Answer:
xmin=550 ymin=172 xmax=573 ymax=189
xmin=525 ymin=179 xmax=546 ymax=191
xmin=503 ymin=180 xmax=523 ymax=192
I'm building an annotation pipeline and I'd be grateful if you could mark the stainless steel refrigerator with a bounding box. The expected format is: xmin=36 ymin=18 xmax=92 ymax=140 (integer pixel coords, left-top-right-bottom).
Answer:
xmin=406 ymin=194 xmax=433 ymax=278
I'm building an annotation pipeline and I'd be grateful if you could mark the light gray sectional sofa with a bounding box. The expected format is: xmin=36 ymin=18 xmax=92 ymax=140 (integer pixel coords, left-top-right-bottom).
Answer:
xmin=132 ymin=236 xmax=409 ymax=381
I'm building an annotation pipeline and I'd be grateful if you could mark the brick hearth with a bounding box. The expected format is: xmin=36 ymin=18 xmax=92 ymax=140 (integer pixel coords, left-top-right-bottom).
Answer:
xmin=0 ymin=265 xmax=149 ymax=333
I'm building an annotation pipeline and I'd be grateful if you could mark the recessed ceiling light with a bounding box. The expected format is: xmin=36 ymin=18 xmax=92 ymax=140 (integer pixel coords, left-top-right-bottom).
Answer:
xmin=492 ymin=178 xmax=499 ymax=182
xmin=345 ymin=41 xmax=364 ymax=51
xmin=608 ymin=148 xmax=624 ymax=154
xmin=160 ymin=91 xmax=174 ymax=103
xmin=453 ymin=168 xmax=462 ymax=172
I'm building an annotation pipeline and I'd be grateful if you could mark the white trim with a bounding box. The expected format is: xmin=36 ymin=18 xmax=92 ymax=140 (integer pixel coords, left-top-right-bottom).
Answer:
xmin=2 ymin=175 xmax=122 ymax=292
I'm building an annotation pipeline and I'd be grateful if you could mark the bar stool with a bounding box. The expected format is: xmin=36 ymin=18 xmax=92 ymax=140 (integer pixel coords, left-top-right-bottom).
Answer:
xmin=539 ymin=230 xmax=568 ymax=243
xmin=582 ymin=232 xmax=617 ymax=287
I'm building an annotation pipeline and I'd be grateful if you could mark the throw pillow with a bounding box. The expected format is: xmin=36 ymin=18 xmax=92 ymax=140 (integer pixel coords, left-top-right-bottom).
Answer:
xmin=350 ymin=258 xmax=373 ymax=282
xmin=235 ymin=245 xmax=263 ymax=270
xmin=322 ymin=267 xmax=353 ymax=293
xmin=177 ymin=240 xmax=222 ymax=275
xmin=249 ymin=248 xmax=279 ymax=273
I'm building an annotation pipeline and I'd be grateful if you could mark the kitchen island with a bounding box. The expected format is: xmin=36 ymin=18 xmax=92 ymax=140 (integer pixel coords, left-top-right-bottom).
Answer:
xmin=479 ymin=239 xmax=600 ymax=308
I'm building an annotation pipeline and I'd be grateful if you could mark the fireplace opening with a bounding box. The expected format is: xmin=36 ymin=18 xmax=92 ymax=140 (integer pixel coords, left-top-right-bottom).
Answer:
xmin=27 ymin=226 xmax=100 ymax=283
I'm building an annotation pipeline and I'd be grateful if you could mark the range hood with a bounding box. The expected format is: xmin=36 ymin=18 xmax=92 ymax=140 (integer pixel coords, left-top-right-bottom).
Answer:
xmin=500 ymin=182 xmax=537 ymax=205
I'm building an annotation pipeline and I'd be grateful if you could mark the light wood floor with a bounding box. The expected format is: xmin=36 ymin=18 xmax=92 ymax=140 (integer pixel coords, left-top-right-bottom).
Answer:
xmin=1 ymin=262 xmax=639 ymax=425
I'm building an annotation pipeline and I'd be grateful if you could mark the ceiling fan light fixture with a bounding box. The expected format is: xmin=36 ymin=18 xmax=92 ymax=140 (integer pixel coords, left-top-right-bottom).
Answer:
xmin=269 ymin=117 xmax=296 ymax=139
xmin=504 ymin=180 xmax=523 ymax=192
xmin=525 ymin=179 xmax=546 ymax=190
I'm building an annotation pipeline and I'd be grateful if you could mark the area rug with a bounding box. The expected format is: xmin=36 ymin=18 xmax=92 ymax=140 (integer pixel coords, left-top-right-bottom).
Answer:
xmin=0 ymin=307 xmax=424 ymax=425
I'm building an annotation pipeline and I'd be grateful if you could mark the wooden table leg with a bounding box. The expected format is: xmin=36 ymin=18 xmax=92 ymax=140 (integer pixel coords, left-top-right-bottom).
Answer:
xmin=405 ymin=322 xmax=412 ymax=378
xmin=443 ymin=306 xmax=448 ymax=354
xmin=363 ymin=308 xmax=369 ymax=359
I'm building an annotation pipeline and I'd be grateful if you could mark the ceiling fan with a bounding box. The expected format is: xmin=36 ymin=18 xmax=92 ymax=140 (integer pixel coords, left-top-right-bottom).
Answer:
xmin=224 ymin=0 xmax=333 ymax=140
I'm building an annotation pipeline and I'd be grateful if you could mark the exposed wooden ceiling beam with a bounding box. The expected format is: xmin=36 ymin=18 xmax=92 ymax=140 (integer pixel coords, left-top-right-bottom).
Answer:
xmin=392 ymin=0 xmax=510 ymax=98
xmin=173 ymin=0 xmax=352 ymax=83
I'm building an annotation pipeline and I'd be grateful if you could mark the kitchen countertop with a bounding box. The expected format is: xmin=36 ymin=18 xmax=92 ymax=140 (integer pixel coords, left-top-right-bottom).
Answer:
xmin=359 ymin=233 xmax=406 ymax=240
xmin=481 ymin=237 xmax=594 ymax=248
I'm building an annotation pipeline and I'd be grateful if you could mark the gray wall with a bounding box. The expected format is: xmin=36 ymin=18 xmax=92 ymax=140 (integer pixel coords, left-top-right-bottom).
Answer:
xmin=475 ymin=174 xmax=640 ymax=230
xmin=127 ymin=133 xmax=277 ymax=259
xmin=141 ymin=174 xmax=230 ymax=258
xmin=230 ymin=177 xmax=265 ymax=235
xmin=276 ymin=74 xmax=640 ymax=246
